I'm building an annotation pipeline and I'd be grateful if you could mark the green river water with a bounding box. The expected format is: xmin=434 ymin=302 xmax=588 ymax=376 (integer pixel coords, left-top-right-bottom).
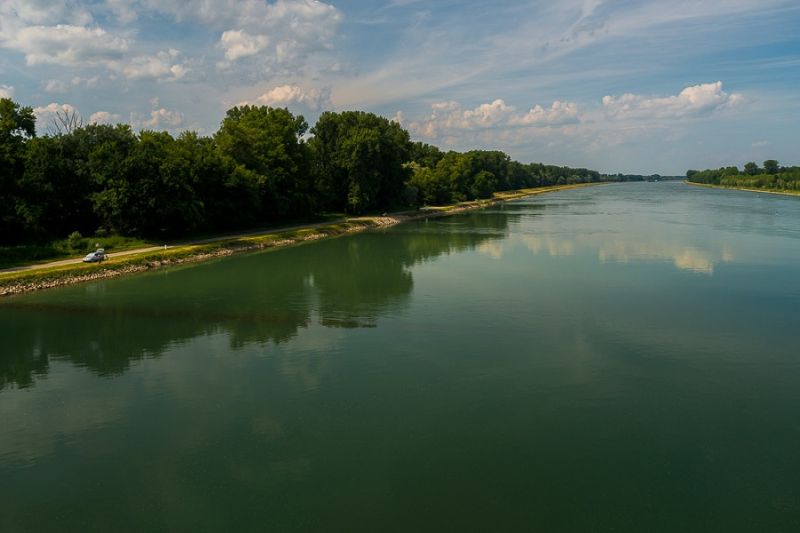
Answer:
xmin=1 ymin=182 xmax=799 ymax=532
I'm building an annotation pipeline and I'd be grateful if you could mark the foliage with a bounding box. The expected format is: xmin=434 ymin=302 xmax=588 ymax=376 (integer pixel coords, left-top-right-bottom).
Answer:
xmin=0 ymin=97 xmax=617 ymax=251
xmin=686 ymin=160 xmax=800 ymax=192
xmin=66 ymin=231 xmax=85 ymax=251
xmin=310 ymin=111 xmax=411 ymax=213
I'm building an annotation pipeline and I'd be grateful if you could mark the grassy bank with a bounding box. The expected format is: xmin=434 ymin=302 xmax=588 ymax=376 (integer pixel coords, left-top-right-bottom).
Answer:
xmin=0 ymin=235 xmax=155 ymax=270
xmin=686 ymin=181 xmax=800 ymax=197
xmin=0 ymin=183 xmax=597 ymax=297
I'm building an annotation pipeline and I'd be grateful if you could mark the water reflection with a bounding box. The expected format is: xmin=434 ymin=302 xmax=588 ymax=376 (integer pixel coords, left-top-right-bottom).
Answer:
xmin=476 ymin=187 xmax=748 ymax=275
xmin=508 ymin=234 xmax=735 ymax=274
xmin=0 ymin=211 xmax=508 ymax=390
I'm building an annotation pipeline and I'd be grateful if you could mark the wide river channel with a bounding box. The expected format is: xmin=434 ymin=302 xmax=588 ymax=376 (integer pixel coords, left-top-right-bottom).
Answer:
xmin=2 ymin=182 xmax=799 ymax=531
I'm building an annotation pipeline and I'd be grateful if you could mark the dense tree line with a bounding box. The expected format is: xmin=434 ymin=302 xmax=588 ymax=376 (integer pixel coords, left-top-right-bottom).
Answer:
xmin=1 ymin=97 xmax=605 ymax=246
xmin=407 ymin=143 xmax=603 ymax=205
xmin=687 ymin=160 xmax=800 ymax=192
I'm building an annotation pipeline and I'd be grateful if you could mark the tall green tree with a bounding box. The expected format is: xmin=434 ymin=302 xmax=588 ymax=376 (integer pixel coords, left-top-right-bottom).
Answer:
xmin=215 ymin=105 xmax=313 ymax=219
xmin=763 ymin=160 xmax=779 ymax=174
xmin=21 ymin=134 xmax=97 ymax=239
xmin=744 ymin=162 xmax=759 ymax=176
xmin=0 ymin=98 xmax=36 ymax=243
xmin=310 ymin=111 xmax=411 ymax=213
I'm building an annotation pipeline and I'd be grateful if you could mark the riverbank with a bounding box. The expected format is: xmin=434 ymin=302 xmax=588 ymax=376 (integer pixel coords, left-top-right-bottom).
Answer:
xmin=0 ymin=183 xmax=598 ymax=296
xmin=686 ymin=181 xmax=800 ymax=197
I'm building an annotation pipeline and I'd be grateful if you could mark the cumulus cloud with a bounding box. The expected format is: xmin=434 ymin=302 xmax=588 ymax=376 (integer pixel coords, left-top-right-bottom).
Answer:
xmin=0 ymin=0 xmax=93 ymax=27
xmin=461 ymin=99 xmax=515 ymax=128
xmin=220 ymin=30 xmax=270 ymax=61
xmin=252 ymin=84 xmax=331 ymax=110
xmin=116 ymin=49 xmax=189 ymax=81
xmin=0 ymin=85 xmax=14 ymax=98
xmin=602 ymin=81 xmax=743 ymax=120
xmin=405 ymin=98 xmax=581 ymax=139
xmin=509 ymin=101 xmax=580 ymax=126
xmin=2 ymin=25 xmax=129 ymax=66
xmin=33 ymin=102 xmax=82 ymax=132
xmin=130 ymin=107 xmax=185 ymax=131
xmin=89 ymin=111 xmax=121 ymax=124
xmin=406 ymin=99 xmax=513 ymax=138
xmin=212 ymin=0 xmax=342 ymax=69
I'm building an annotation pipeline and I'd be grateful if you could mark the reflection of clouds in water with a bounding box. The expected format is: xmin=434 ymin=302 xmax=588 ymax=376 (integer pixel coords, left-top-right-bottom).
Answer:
xmin=519 ymin=235 xmax=577 ymax=257
xmin=477 ymin=241 xmax=504 ymax=259
xmin=479 ymin=233 xmax=734 ymax=275
xmin=597 ymin=241 xmax=734 ymax=275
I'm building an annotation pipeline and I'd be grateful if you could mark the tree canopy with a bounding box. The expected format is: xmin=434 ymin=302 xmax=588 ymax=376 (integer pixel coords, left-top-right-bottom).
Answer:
xmin=687 ymin=160 xmax=800 ymax=192
xmin=0 ymin=97 xmax=613 ymax=248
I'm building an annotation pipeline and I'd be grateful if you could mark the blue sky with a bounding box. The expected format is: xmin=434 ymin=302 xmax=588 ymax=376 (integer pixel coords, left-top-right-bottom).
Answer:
xmin=1 ymin=0 xmax=798 ymax=174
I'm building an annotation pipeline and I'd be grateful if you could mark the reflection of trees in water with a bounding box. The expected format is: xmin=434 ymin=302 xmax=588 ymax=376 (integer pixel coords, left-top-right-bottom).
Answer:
xmin=0 ymin=212 xmax=507 ymax=389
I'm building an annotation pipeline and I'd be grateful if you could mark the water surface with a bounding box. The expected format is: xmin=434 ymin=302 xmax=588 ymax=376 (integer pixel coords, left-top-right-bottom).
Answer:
xmin=2 ymin=182 xmax=799 ymax=531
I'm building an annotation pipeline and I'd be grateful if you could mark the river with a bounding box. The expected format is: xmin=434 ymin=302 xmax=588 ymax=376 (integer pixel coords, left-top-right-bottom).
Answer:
xmin=1 ymin=182 xmax=799 ymax=531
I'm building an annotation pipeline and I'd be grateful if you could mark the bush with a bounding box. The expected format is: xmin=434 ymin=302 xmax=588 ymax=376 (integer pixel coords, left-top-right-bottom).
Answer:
xmin=67 ymin=231 xmax=85 ymax=251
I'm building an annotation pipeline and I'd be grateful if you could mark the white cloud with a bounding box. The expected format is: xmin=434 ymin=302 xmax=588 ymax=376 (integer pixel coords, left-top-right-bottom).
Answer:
xmin=89 ymin=111 xmax=121 ymax=124
xmin=509 ymin=101 xmax=580 ymax=126
xmin=43 ymin=76 xmax=101 ymax=93
xmin=212 ymin=0 xmax=342 ymax=69
xmin=0 ymin=0 xmax=93 ymax=27
xmin=406 ymin=98 xmax=581 ymax=139
xmin=602 ymin=81 xmax=744 ymax=120
xmin=406 ymin=99 xmax=514 ymax=138
xmin=117 ymin=50 xmax=189 ymax=81
xmin=461 ymin=99 xmax=515 ymax=128
xmin=220 ymin=30 xmax=270 ymax=61
xmin=0 ymin=85 xmax=15 ymax=98
xmin=43 ymin=80 xmax=69 ymax=93
xmin=252 ymin=84 xmax=331 ymax=110
xmin=2 ymin=24 xmax=129 ymax=66
xmin=33 ymin=102 xmax=82 ymax=132
xmin=130 ymin=107 xmax=185 ymax=131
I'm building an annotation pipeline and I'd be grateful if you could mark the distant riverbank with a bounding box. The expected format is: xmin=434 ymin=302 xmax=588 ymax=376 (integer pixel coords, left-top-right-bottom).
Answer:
xmin=686 ymin=181 xmax=800 ymax=197
xmin=0 ymin=183 xmax=598 ymax=297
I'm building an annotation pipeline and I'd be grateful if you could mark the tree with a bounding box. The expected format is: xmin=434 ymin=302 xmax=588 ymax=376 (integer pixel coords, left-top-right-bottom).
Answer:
xmin=83 ymin=124 xmax=139 ymax=233
xmin=48 ymin=108 xmax=84 ymax=135
xmin=310 ymin=111 xmax=411 ymax=213
xmin=215 ymin=105 xmax=312 ymax=219
xmin=744 ymin=162 xmax=759 ymax=176
xmin=0 ymin=98 xmax=36 ymax=243
xmin=409 ymin=142 xmax=444 ymax=168
xmin=171 ymin=132 xmax=260 ymax=232
xmin=763 ymin=160 xmax=779 ymax=174
xmin=21 ymin=133 xmax=97 ymax=239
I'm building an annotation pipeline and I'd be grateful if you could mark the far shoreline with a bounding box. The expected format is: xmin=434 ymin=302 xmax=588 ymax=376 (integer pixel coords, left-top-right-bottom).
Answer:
xmin=0 ymin=183 xmax=602 ymax=297
xmin=686 ymin=181 xmax=800 ymax=197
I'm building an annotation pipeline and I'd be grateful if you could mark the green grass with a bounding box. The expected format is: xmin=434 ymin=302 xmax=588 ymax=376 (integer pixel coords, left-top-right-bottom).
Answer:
xmin=0 ymin=219 xmax=376 ymax=294
xmin=0 ymin=234 xmax=154 ymax=270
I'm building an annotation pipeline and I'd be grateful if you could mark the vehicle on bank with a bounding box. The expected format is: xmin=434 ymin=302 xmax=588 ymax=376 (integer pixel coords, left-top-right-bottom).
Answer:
xmin=82 ymin=249 xmax=106 ymax=263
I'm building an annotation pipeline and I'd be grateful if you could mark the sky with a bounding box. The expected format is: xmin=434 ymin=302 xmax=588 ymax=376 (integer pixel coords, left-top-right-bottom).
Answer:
xmin=1 ymin=0 xmax=799 ymax=174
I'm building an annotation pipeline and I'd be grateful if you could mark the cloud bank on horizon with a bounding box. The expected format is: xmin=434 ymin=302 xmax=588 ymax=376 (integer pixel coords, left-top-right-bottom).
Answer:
xmin=1 ymin=0 xmax=798 ymax=173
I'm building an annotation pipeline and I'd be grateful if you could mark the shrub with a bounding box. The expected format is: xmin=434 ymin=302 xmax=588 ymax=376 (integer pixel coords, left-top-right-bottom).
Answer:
xmin=67 ymin=231 xmax=85 ymax=251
